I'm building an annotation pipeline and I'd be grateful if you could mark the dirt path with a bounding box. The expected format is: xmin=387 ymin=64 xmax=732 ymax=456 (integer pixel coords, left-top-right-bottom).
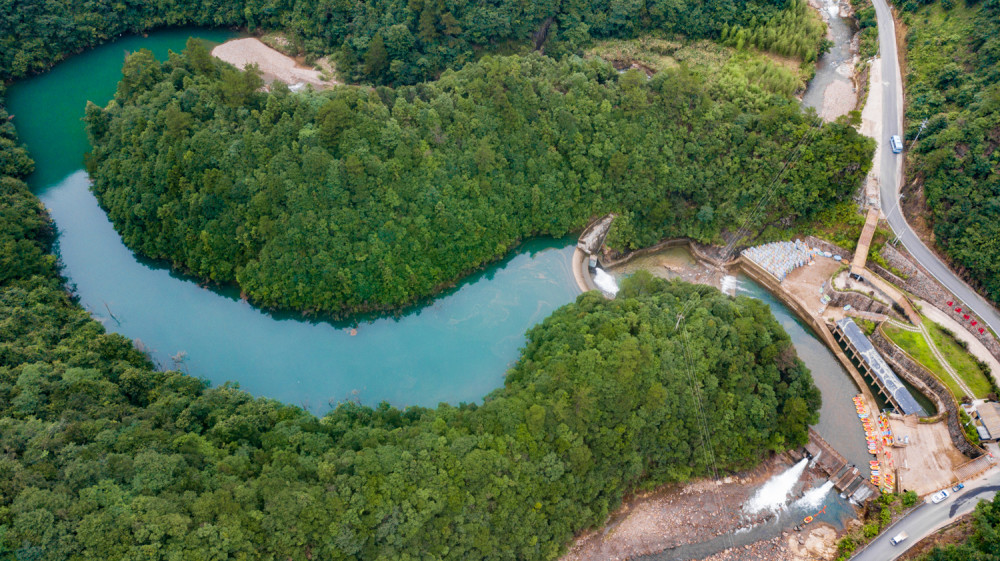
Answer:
xmin=889 ymin=415 xmax=967 ymax=496
xmin=211 ymin=38 xmax=338 ymax=89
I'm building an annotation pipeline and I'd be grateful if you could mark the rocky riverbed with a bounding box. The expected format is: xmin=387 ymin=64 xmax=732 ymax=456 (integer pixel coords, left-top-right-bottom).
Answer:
xmin=560 ymin=454 xmax=842 ymax=561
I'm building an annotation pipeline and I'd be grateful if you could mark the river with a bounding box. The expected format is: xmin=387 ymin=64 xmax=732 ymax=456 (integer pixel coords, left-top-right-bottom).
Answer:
xmin=802 ymin=0 xmax=858 ymax=120
xmin=7 ymin=17 xmax=864 ymax=428
xmin=6 ymin=23 xmax=872 ymax=561
xmin=5 ymin=29 xmax=579 ymax=413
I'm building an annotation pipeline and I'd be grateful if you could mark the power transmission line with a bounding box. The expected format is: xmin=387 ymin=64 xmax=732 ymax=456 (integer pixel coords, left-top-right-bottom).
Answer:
xmin=720 ymin=117 xmax=825 ymax=261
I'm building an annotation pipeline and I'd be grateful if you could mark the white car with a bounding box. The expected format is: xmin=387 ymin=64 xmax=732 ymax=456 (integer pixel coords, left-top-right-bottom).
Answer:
xmin=931 ymin=490 xmax=950 ymax=503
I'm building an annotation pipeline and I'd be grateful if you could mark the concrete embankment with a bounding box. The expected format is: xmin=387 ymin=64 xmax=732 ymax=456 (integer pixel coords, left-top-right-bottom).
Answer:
xmin=571 ymin=248 xmax=599 ymax=293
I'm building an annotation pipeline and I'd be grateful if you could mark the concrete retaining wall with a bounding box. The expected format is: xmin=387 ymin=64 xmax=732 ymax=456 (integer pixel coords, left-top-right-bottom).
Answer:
xmin=872 ymin=330 xmax=983 ymax=459
xmin=738 ymin=257 xmax=879 ymax=405
xmin=829 ymin=290 xmax=893 ymax=318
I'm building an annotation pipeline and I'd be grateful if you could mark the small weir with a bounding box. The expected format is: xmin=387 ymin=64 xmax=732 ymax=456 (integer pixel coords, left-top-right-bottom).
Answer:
xmin=797 ymin=428 xmax=876 ymax=503
xmin=745 ymin=458 xmax=809 ymax=515
xmin=638 ymin=456 xmax=855 ymax=561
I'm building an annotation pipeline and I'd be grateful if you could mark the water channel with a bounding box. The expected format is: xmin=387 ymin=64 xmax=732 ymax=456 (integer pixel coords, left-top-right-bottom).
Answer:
xmin=802 ymin=0 xmax=858 ymax=119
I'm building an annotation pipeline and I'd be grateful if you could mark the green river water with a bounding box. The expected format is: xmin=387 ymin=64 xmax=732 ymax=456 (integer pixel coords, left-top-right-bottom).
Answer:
xmin=6 ymin=30 xmax=872 ymax=479
xmin=5 ymin=29 xmax=579 ymax=412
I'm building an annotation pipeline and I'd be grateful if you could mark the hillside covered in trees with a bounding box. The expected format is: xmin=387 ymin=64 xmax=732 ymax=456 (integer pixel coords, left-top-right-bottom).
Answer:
xmin=85 ymin=44 xmax=872 ymax=315
xmin=1 ymin=0 xmax=807 ymax=86
xmin=0 ymin=171 xmax=822 ymax=561
xmin=895 ymin=0 xmax=1000 ymax=306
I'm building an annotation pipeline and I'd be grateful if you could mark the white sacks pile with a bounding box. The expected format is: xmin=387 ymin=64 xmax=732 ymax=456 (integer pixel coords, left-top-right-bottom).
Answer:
xmin=742 ymin=240 xmax=818 ymax=282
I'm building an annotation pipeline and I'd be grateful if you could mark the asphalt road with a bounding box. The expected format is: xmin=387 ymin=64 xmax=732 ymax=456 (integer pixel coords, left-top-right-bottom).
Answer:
xmin=871 ymin=0 xmax=1000 ymax=334
xmin=851 ymin=474 xmax=1000 ymax=560
xmin=849 ymin=7 xmax=1000 ymax=559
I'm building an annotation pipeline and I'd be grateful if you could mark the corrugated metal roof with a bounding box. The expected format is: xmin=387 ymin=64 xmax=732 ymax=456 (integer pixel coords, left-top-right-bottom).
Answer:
xmin=836 ymin=318 xmax=925 ymax=416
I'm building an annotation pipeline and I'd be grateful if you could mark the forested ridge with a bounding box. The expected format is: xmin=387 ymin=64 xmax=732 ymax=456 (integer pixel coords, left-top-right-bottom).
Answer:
xmin=0 ymin=1 xmax=862 ymax=557
xmin=1 ymin=0 xmax=800 ymax=86
xmin=895 ymin=0 xmax=1000 ymax=306
xmin=85 ymin=44 xmax=872 ymax=315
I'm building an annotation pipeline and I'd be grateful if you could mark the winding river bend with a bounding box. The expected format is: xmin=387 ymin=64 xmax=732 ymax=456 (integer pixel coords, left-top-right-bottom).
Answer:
xmin=6 ymin=29 xmax=579 ymax=412
xmin=8 ymin=14 xmax=864 ymax=445
xmin=5 ymin=21 xmax=871 ymax=561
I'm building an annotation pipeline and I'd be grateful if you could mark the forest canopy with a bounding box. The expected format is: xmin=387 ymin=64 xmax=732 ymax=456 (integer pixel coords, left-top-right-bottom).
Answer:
xmin=0 ymin=0 xmax=800 ymax=86
xmin=85 ymin=44 xmax=873 ymax=315
xmin=896 ymin=0 xmax=1000 ymax=305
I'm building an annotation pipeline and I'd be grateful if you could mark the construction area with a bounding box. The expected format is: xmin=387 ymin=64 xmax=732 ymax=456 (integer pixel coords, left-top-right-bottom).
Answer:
xmin=738 ymin=233 xmax=997 ymax=501
xmin=887 ymin=415 xmax=977 ymax=496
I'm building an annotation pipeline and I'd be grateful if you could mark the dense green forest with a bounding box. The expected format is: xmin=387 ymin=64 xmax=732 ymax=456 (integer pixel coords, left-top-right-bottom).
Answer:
xmin=0 ymin=1 xmax=862 ymax=557
xmin=919 ymin=497 xmax=1000 ymax=560
xmin=1 ymin=0 xmax=799 ymax=86
xmin=721 ymin=0 xmax=828 ymax=62
xmin=85 ymin=44 xmax=872 ymax=314
xmin=894 ymin=0 xmax=1000 ymax=306
xmin=0 ymin=162 xmax=822 ymax=561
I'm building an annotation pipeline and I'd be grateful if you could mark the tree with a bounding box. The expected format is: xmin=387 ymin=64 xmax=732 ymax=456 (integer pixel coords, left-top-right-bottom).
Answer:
xmin=364 ymin=33 xmax=389 ymax=78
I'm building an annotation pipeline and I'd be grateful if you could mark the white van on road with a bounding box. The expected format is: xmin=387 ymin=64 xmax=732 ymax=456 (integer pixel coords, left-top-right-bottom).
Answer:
xmin=890 ymin=134 xmax=903 ymax=153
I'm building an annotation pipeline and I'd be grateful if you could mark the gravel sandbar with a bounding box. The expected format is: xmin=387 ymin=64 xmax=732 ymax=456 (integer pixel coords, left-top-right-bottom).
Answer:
xmin=212 ymin=37 xmax=338 ymax=89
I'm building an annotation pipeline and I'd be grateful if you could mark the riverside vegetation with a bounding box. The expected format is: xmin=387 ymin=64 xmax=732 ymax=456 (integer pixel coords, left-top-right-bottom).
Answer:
xmin=2 ymin=0 xmax=824 ymax=87
xmin=894 ymin=0 xmax=1000 ymax=306
xmin=84 ymin=41 xmax=872 ymax=315
xmin=0 ymin=229 xmax=822 ymax=559
xmin=1 ymin=0 xmax=857 ymax=558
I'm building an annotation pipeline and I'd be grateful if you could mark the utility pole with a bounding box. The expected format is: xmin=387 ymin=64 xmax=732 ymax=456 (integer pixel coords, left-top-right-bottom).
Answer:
xmin=908 ymin=119 xmax=928 ymax=150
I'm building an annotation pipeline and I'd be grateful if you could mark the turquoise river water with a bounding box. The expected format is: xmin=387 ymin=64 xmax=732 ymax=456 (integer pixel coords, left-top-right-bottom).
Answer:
xmin=5 ymin=29 xmax=579 ymax=412
xmin=5 ymin=26 xmax=875 ymax=559
xmin=6 ymin=30 xmax=870 ymax=475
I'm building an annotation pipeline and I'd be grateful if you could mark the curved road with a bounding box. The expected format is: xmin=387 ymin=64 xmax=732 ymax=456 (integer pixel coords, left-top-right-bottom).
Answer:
xmin=852 ymin=472 xmax=1000 ymax=560
xmin=871 ymin=0 xmax=1000 ymax=334
xmin=849 ymin=2 xmax=1000 ymax=558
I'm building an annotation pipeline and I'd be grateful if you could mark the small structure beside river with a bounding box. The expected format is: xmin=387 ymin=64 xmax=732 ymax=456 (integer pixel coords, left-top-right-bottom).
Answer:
xmin=834 ymin=318 xmax=925 ymax=416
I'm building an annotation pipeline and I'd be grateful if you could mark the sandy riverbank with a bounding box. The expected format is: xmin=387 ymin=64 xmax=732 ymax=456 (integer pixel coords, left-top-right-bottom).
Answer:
xmin=211 ymin=37 xmax=338 ymax=89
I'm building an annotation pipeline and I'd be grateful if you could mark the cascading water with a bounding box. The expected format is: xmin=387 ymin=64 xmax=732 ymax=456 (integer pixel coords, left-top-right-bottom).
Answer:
xmin=794 ymin=481 xmax=835 ymax=510
xmin=744 ymin=458 xmax=809 ymax=514
xmin=593 ymin=268 xmax=620 ymax=296
xmin=720 ymin=275 xmax=742 ymax=296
